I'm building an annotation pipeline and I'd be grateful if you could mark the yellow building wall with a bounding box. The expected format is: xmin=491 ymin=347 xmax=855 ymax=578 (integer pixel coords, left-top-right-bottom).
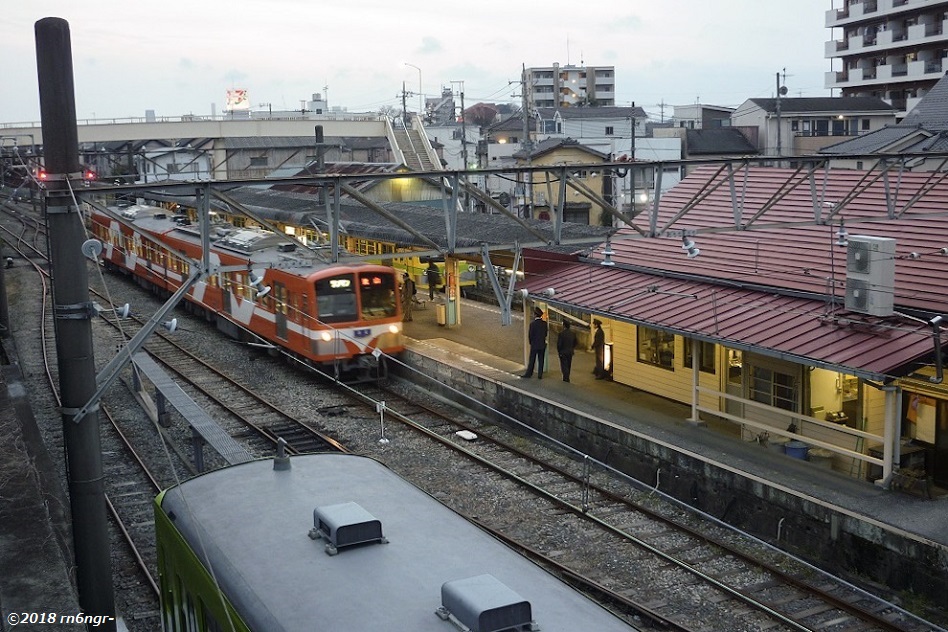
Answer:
xmin=610 ymin=321 xmax=720 ymax=410
xmin=522 ymin=147 xmax=605 ymax=225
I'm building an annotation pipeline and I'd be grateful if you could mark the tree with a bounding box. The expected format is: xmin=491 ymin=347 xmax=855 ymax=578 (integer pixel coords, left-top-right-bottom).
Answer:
xmin=464 ymin=103 xmax=499 ymax=128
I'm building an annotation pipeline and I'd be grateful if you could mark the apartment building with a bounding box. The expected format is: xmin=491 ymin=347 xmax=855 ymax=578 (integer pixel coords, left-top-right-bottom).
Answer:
xmin=825 ymin=0 xmax=948 ymax=116
xmin=524 ymin=63 xmax=616 ymax=109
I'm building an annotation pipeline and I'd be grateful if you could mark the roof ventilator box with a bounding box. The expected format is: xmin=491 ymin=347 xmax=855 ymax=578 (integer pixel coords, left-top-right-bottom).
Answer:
xmin=308 ymin=501 xmax=387 ymax=556
xmin=435 ymin=574 xmax=538 ymax=632
xmin=844 ymin=235 xmax=895 ymax=317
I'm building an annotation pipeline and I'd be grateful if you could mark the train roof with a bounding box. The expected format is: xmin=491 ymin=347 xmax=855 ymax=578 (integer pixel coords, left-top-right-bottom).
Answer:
xmin=101 ymin=204 xmax=385 ymax=276
xmin=157 ymin=454 xmax=632 ymax=631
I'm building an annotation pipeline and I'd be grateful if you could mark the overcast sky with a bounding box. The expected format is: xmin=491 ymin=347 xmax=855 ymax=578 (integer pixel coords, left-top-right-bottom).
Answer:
xmin=1 ymin=1 xmax=836 ymax=125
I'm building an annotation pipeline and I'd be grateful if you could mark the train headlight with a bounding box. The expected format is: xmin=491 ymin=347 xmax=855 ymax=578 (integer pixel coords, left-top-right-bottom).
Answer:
xmin=388 ymin=324 xmax=400 ymax=334
xmin=320 ymin=331 xmax=333 ymax=342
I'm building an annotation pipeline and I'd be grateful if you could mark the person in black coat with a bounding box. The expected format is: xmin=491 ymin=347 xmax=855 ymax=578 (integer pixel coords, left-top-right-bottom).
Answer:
xmin=592 ymin=319 xmax=606 ymax=379
xmin=521 ymin=307 xmax=549 ymax=379
xmin=556 ymin=320 xmax=578 ymax=382
xmin=425 ymin=261 xmax=441 ymax=300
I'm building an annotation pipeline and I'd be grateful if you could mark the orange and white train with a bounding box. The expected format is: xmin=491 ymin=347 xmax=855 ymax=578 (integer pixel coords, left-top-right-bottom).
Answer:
xmin=89 ymin=204 xmax=405 ymax=378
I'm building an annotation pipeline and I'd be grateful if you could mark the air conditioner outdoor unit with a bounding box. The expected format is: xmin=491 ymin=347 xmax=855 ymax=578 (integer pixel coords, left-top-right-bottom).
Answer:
xmin=844 ymin=235 xmax=895 ymax=317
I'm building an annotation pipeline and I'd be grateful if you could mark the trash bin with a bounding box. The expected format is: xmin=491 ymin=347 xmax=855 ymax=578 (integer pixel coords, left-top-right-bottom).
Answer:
xmin=435 ymin=302 xmax=446 ymax=326
xmin=785 ymin=440 xmax=809 ymax=460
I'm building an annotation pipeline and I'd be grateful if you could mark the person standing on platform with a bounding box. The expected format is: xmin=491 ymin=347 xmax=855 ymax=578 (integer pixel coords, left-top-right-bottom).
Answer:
xmin=592 ymin=319 xmax=606 ymax=379
xmin=556 ymin=320 xmax=578 ymax=382
xmin=521 ymin=307 xmax=549 ymax=379
xmin=401 ymin=273 xmax=415 ymax=322
xmin=425 ymin=260 xmax=441 ymax=300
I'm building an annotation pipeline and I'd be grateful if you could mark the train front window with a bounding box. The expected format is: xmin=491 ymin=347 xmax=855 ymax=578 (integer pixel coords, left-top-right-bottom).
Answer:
xmin=360 ymin=272 xmax=397 ymax=320
xmin=315 ymin=274 xmax=358 ymax=324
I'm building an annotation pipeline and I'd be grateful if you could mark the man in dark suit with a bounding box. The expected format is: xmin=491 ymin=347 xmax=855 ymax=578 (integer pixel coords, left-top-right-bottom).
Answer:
xmin=521 ymin=307 xmax=549 ymax=379
xmin=557 ymin=320 xmax=578 ymax=382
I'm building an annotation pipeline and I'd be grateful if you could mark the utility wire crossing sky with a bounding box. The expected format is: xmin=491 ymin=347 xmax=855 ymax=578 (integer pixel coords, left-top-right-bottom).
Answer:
xmin=1 ymin=1 xmax=834 ymax=124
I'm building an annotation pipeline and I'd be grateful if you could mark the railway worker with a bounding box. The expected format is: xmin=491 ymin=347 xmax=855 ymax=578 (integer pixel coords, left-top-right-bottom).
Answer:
xmin=520 ymin=307 xmax=548 ymax=380
xmin=425 ymin=260 xmax=441 ymax=300
xmin=556 ymin=320 xmax=578 ymax=382
xmin=592 ymin=319 xmax=606 ymax=379
xmin=401 ymin=273 xmax=415 ymax=322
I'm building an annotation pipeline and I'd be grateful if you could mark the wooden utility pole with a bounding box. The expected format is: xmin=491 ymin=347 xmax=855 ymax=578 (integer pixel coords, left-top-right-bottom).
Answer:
xmin=35 ymin=17 xmax=117 ymax=631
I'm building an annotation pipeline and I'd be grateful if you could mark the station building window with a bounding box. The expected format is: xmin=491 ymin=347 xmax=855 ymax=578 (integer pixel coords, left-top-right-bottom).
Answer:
xmin=749 ymin=366 xmax=798 ymax=412
xmin=684 ymin=338 xmax=716 ymax=373
xmin=637 ymin=326 xmax=674 ymax=369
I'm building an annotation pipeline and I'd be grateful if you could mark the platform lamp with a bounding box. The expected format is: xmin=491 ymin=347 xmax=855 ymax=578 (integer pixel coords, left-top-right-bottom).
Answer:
xmin=600 ymin=237 xmax=615 ymax=266
xmin=681 ymin=235 xmax=700 ymax=258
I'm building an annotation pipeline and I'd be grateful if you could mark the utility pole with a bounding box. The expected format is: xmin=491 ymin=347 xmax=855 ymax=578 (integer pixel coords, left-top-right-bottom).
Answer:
xmin=451 ymin=80 xmax=470 ymax=211
xmin=775 ymin=69 xmax=786 ymax=159
xmin=452 ymin=81 xmax=468 ymax=171
xmin=401 ymin=81 xmax=410 ymax=127
xmin=519 ymin=64 xmax=533 ymax=218
xmin=35 ymin=17 xmax=117 ymax=631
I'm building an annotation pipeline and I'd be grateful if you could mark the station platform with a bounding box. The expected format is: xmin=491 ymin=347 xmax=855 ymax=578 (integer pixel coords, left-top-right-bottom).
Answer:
xmin=401 ymin=295 xmax=948 ymax=550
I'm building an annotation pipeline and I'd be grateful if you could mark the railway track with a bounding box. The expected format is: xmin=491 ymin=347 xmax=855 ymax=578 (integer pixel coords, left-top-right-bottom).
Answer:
xmin=3 ymin=200 xmax=943 ymax=631
xmin=97 ymin=313 xmax=347 ymax=458
xmin=342 ymin=380 xmax=940 ymax=632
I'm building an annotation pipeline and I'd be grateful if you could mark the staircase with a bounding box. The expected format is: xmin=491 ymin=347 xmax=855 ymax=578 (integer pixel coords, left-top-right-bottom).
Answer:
xmin=393 ymin=127 xmax=438 ymax=171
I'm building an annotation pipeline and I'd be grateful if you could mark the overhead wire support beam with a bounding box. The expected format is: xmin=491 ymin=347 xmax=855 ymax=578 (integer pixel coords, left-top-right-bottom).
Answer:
xmin=565 ymin=174 xmax=643 ymax=235
xmin=341 ymin=183 xmax=442 ymax=251
xmin=654 ymin=162 xmax=733 ymax=236
xmin=211 ymin=187 xmax=321 ymax=258
xmin=75 ymin=268 xmax=204 ymax=425
xmin=454 ymin=177 xmax=553 ymax=244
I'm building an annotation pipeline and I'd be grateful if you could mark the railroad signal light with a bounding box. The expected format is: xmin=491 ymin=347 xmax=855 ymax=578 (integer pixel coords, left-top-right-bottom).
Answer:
xmin=83 ymin=168 xmax=97 ymax=181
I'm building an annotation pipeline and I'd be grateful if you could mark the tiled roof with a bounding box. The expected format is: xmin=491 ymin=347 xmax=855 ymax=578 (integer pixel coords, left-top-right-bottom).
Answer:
xmin=901 ymin=72 xmax=948 ymax=130
xmin=216 ymin=186 xmax=613 ymax=250
xmin=818 ymin=126 xmax=932 ymax=154
xmin=513 ymin=137 xmax=609 ymax=161
xmin=746 ymin=97 xmax=896 ymax=114
xmin=537 ymin=106 xmax=648 ymax=120
xmin=685 ymin=128 xmax=758 ymax=155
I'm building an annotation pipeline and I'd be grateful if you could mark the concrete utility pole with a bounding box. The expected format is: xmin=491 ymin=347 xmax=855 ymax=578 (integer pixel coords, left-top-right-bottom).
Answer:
xmin=35 ymin=17 xmax=117 ymax=631
xmin=452 ymin=80 xmax=470 ymax=211
xmin=775 ymin=69 xmax=786 ymax=158
xmin=520 ymin=64 xmax=533 ymax=218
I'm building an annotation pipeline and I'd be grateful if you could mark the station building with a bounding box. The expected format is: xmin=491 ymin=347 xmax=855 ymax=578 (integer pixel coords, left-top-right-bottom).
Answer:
xmin=520 ymin=164 xmax=948 ymax=491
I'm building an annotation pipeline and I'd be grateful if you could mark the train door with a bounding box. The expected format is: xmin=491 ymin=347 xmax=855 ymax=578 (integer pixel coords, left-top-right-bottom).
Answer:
xmin=221 ymin=275 xmax=233 ymax=316
xmin=274 ymin=281 xmax=288 ymax=340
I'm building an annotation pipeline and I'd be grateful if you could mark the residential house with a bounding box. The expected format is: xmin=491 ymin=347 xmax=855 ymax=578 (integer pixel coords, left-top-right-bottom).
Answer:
xmin=731 ymin=96 xmax=898 ymax=155
xmin=821 ymin=70 xmax=948 ymax=167
xmin=514 ymin=137 xmax=610 ymax=225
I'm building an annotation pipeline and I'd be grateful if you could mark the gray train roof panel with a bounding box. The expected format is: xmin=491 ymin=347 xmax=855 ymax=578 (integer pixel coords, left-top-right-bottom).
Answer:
xmin=158 ymin=454 xmax=631 ymax=631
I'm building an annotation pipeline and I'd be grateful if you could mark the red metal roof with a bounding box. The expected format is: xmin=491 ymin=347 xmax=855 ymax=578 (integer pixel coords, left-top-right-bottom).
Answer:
xmin=597 ymin=165 xmax=948 ymax=314
xmin=523 ymin=263 xmax=934 ymax=380
xmin=522 ymin=166 xmax=948 ymax=379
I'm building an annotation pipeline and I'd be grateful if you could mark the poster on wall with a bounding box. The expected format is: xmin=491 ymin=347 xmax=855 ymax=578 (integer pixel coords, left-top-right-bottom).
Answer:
xmin=907 ymin=393 xmax=937 ymax=444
